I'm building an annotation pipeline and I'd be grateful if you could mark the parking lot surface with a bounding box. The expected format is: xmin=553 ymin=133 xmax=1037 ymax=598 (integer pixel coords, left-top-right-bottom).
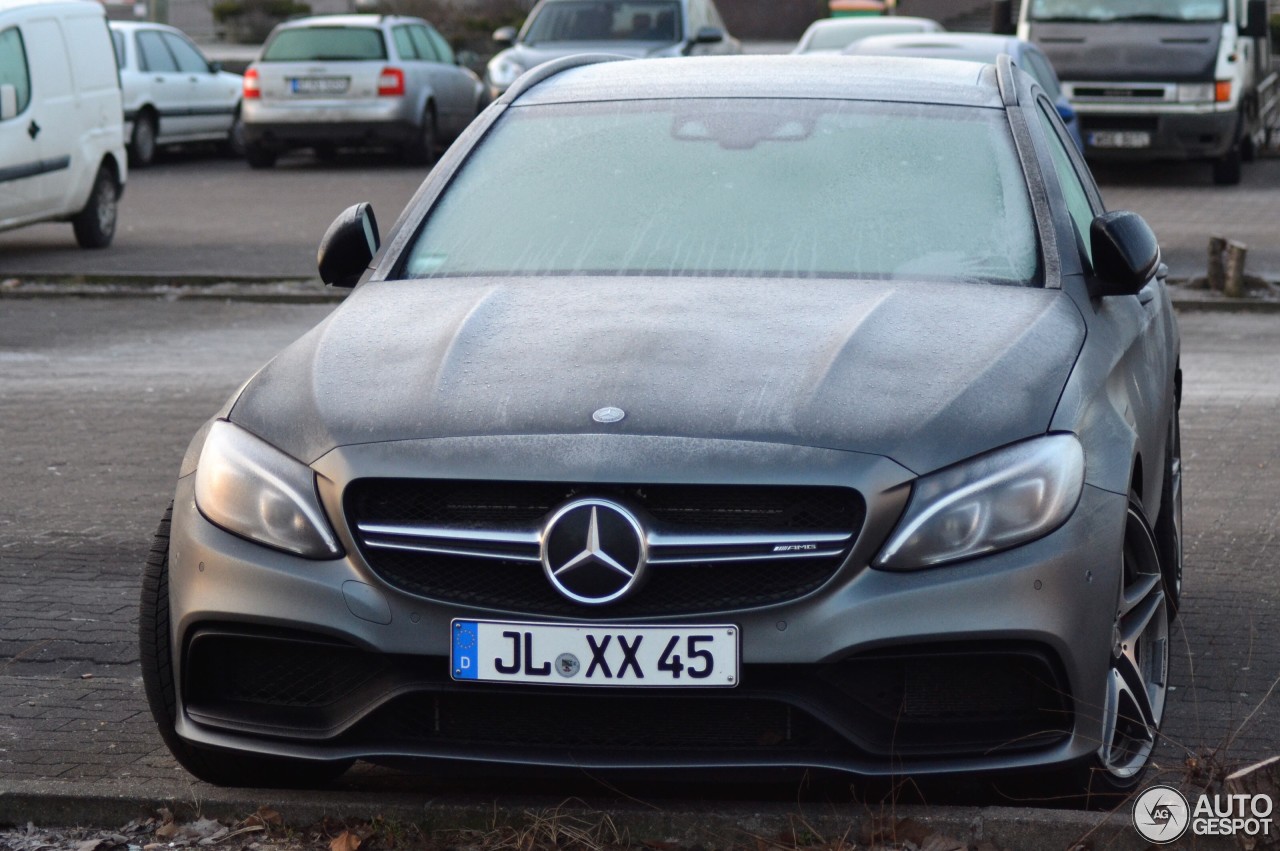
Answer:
xmin=0 ymin=299 xmax=1276 ymax=808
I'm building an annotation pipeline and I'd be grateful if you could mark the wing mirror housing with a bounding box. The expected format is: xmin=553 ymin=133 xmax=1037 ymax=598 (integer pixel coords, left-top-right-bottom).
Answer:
xmin=1090 ymin=210 xmax=1161 ymax=297
xmin=317 ymin=202 xmax=380 ymax=288
xmin=692 ymin=26 xmax=724 ymax=45
xmin=1242 ymin=0 xmax=1268 ymax=38
xmin=0 ymin=84 xmax=17 ymax=121
xmin=492 ymin=25 xmax=517 ymax=45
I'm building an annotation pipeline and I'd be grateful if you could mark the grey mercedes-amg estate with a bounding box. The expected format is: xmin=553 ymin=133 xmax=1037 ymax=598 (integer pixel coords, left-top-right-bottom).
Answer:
xmin=141 ymin=54 xmax=1183 ymax=800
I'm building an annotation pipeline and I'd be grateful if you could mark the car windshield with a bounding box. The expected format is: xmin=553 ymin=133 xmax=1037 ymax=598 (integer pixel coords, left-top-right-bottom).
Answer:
xmin=261 ymin=27 xmax=387 ymax=61
xmin=1029 ymin=0 xmax=1225 ymax=23
xmin=523 ymin=1 xmax=683 ymax=43
xmin=806 ymin=21 xmax=930 ymax=51
xmin=402 ymin=98 xmax=1039 ymax=284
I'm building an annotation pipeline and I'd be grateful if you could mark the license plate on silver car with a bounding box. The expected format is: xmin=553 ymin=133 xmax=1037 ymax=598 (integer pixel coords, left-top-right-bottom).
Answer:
xmin=290 ymin=76 xmax=349 ymax=95
xmin=1089 ymin=130 xmax=1151 ymax=149
xmin=451 ymin=620 xmax=739 ymax=687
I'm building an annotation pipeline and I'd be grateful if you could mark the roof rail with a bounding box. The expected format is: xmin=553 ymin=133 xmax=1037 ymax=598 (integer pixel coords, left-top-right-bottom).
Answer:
xmin=995 ymin=53 xmax=1018 ymax=107
xmin=500 ymin=53 xmax=630 ymax=104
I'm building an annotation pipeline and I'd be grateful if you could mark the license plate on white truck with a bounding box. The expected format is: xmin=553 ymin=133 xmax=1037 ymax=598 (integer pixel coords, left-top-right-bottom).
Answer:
xmin=451 ymin=620 xmax=739 ymax=687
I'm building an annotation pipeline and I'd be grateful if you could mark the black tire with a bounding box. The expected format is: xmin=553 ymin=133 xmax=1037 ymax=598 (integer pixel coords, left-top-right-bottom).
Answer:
xmin=71 ymin=165 xmax=118 ymax=249
xmin=1154 ymin=413 xmax=1183 ymax=619
xmin=402 ymin=107 xmax=437 ymax=166
xmin=129 ymin=111 xmax=158 ymax=167
xmin=1212 ymin=144 xmax=1242 ymax=185
xmin=220 ymin=109 xmax=246 ymax=159
xmin=245 ymin=143 xmax=278 ymax=170
xmin=139 ymin=504 xmax=353 ymax=787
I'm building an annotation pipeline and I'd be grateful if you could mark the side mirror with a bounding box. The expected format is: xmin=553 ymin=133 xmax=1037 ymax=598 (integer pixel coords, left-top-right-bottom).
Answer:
xmin=692 ymin=26 xmax=724 ymax=45
xmin=1056 ymin=100 xmax=1076 ymax=123
xmin=492 ymin=26 xmax=517 ymax=44
xmin=1242 ymin=0 xmax=1268 ymax=39
xmin=992 ymin=0 xmax=1016 ymax=35
xmin=317 ymin=202 xmax=380 ymax=288
xmin=1090 ymin=210 xmax=1160 ymax=296
xmin=0 ymin=84 xmax=17 ymax=121
xmin=209 ymin=60 xmax=223 ymax=74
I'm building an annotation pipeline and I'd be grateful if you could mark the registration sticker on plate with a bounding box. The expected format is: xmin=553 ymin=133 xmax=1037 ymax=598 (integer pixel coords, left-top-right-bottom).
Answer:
xmin=290 ymin=76 xmax=350 ymax=95
xmin=1089 ymin=130 xmax=1152 ymax=149
xmin=451 ymin=620 xmax=739 ymax=687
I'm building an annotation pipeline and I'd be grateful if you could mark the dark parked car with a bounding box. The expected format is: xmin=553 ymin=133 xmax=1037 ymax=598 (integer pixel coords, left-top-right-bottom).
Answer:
xmin=844 ymin=32 xmax=1084 ymax=150
xmin=484 ymin=0 xmax=740 ymax=100
xmin=142 ymin=54 xmax=1182 ymax=801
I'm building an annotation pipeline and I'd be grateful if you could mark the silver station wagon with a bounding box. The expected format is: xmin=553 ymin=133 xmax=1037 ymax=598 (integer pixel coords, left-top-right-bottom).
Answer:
xmin=241 ymin=14 xmax=483 ymax=168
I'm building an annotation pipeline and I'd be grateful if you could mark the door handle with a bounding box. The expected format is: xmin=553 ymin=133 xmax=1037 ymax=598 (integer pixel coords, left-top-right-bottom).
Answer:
xmin=27 ymin=119 xmax=39 ymax=139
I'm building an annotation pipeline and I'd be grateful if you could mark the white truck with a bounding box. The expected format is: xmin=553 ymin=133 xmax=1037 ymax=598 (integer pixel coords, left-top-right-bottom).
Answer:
xmin=996 ymin=0 xmax=1279 ymax=184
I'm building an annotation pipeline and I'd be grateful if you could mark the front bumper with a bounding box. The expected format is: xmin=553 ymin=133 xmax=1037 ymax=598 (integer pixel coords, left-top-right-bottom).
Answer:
xmin=167 ymin=434 xmax=1125 ymax=778
xmin=1076 ymin=106 xmax=1238 ymax=161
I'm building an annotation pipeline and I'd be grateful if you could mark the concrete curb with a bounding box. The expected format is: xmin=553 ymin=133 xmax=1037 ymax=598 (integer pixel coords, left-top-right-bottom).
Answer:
xmin=0 ymin=779 xmax=1231 ymax=850
xmin=3 ymin=276 xmax=1280 ymax=312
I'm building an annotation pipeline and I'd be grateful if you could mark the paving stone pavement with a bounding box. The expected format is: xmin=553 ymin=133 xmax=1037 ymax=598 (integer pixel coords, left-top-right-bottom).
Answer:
xmin=0 ymin=299 xmax=1277 ymax=802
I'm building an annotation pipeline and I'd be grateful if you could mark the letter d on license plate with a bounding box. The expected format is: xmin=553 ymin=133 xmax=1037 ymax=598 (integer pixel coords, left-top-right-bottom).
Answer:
xmin=451 ymin=620 xmax=738 ymax=687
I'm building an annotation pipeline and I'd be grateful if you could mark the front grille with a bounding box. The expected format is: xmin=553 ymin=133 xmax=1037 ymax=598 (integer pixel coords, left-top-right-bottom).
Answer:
xmin=344 ymin=480 xmax=864 ymax=617
xmin=183 ymin=629 xmax=1070 ymax=761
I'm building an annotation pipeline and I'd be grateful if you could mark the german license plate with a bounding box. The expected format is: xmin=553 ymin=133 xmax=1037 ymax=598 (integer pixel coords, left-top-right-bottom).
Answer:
xmin=1089 ymin=130 xmax=1151 ymax=149
xmin=451 ymin=620 xmax=739 ymax=687
xmin=290 ymin=76 xmax=349 ymax=95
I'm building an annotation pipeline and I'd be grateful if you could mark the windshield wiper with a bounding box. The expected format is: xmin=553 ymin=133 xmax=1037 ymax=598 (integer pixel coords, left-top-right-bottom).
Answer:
xmin=1108 ymin=14 xmax=1209 ymax=22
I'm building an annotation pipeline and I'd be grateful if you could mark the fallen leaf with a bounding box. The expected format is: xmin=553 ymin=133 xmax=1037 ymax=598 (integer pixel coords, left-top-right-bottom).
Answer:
xmin=330 ymin=830 xmax=362 ymax=851
xmin=75 ymin=840 xmax=103 ymax=851
xmin=154 ymin=824 xmax=178 ymax=841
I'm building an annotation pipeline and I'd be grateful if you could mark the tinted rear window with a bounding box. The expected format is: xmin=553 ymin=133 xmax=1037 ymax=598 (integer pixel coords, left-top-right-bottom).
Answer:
xmin=402 ymin=98 xmax=1039 ymax=285
xmin=261 ymin=27 xmax=387 ymax=61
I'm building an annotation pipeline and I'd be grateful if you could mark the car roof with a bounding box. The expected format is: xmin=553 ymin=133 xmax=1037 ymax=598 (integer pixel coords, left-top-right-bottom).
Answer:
xmin=108 ymin=20 xmax=176 ymax=31
xmin=846 ymin=32 xmax=1027 ymax=62
xmin=0 ymin=0 xmax=100 ymax=12
xmin=807 ymin=16 xmax=939 ymax=31
xmin=273 ymin=13 xmax=423 ymax=29
xmin=516 ymin=55 xmax=1004 ymax=108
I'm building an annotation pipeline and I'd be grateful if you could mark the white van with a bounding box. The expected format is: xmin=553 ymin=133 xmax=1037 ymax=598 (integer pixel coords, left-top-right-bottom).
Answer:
xmin=0 ymin=0 xmax=127 ymax=248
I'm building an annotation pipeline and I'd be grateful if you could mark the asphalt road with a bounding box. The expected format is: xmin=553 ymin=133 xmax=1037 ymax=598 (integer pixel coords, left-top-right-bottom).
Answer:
xmin=1 ymin=149 xmax=1278 ymax=283
xmin=0 ymin=299 xmax=1277 ymax=801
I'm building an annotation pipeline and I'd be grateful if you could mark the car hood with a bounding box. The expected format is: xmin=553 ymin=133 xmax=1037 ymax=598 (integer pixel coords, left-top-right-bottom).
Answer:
xmin=503 ymin=40 xmax=680 ymax=68
xmin=230 ymin=278 xmax=1086 ymax=474
xmin=1027 ymin=21 xmax=1221 ymax=83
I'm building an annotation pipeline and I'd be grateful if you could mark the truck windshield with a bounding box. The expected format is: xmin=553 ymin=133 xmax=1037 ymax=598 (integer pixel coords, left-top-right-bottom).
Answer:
xmin=1029 ymin=0 xmax=1225 ymax=22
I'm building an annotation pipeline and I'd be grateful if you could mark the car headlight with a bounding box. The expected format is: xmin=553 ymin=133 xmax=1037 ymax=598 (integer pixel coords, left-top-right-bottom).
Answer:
xmin=875 ymin=434 xmax=1084 ymax=570
xmin=194 ymin=420 xmax=343 ymax=559
xmin=1176 ymin=83 xmax=1215 ymax=103
xmin=486 ymin=53 xmax=524 ymax=90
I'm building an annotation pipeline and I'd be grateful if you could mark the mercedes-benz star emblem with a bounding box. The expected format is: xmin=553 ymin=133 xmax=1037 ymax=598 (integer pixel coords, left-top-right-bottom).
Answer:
xmin=541 ymin=499 xmax=647 ymax=605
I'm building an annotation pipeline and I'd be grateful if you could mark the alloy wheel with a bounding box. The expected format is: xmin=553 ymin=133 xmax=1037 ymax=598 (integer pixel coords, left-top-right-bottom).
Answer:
xmin=1098 ymin=501 xmax=1169 ymax=779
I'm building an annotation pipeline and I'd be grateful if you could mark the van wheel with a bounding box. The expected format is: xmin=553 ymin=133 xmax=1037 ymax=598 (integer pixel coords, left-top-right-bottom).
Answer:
xmin=245 ymin=143 xmax=277 ymax=169
xmin=1212 ymin=144 xmax=1242 ymax=185
xmin=72 ymin=166 xmax=119 ymax=249
xmin=140 ymin=503 xmax=354 ymax=787
xmin=130 ymin=112 xmax=158 ymax=167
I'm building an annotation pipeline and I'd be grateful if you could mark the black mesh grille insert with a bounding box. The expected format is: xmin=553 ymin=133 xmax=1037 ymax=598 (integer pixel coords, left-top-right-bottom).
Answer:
xmin=345 ymin=480 xmax=864 ymax=617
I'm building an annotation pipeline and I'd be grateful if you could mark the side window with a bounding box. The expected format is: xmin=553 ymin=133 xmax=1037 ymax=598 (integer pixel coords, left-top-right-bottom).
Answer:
xmin=1036 ymin=99 xmax=1097 ymax=266
xmin=392 ymin=25 xmax=417 ymax=59
xmin=136 ymin=29 xmax=177 ymax=72
xmin=409 ymin=26 xmax=439 ymax=62
xmin=161 ymin=31 xmax=210 ymax=73
xmin=0 ymin=26 xmax=32 ymax=116
xmin=424 ymin=25 xmax=454 ymax=65
xmin=111 ymin=30 xmax=125 ymax=69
